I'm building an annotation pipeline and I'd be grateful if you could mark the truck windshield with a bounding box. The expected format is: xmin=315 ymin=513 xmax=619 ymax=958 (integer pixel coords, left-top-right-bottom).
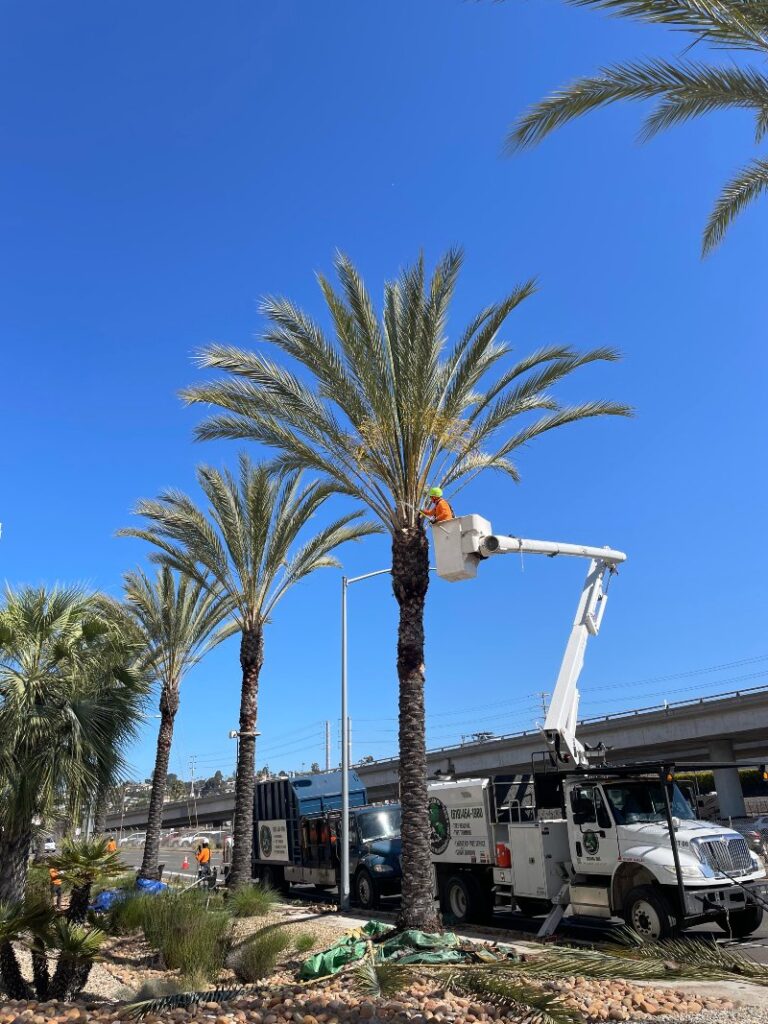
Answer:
xmin=603 ymin=782 xmax=696 ymax=825
xmin=357 ymin=807 xmax=401 ymax=842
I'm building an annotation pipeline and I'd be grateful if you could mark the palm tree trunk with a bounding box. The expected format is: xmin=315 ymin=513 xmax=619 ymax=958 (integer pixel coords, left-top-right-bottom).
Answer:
xmin=139 ymin=684 xmax=180 ymax=880
xmin=31 ymin=949 xmax=50 ymax=1000
xmin=65 ymin=883 xmax=92 ymax=924
xmin=93 ymin=785 xmax=109 ymax=835
xmin=392 ymin=524 xmax=441 ymax=932
xmin=0 ymin=832 xmax=32 ymax=905
xmin=228 ymin=626 xmax=263 ymax=888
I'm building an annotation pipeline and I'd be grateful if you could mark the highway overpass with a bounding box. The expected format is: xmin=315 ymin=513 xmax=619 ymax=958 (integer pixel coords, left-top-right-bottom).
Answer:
xmin=106 ymin=683 xmax=768 ymax=831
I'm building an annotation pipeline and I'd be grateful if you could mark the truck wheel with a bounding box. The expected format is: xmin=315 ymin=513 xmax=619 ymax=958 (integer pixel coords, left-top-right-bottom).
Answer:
xmin=717 ymin=905 xmax=764 ymax=937
xmin=354 ymin=868 xmax=378 ymax=910
xmin=443 ymin=875 xmax=481 ymax=925
xmin=623 ymin=886 xmax=677 ymax=941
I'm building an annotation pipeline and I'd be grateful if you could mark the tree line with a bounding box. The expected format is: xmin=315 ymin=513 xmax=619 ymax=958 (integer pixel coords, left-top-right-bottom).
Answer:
xmin=1 ymin=250 xmax=629 ymax=929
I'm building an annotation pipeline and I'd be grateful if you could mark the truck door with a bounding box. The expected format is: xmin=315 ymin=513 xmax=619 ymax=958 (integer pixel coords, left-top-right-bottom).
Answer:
xmin=567 ymin=783 xmax=619 ymax=874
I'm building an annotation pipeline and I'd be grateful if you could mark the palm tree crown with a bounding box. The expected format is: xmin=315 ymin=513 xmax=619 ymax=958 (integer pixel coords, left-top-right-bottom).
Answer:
xmin=181 ymin=249 xmax=629 ymax=527
xmin=508 ymin=0 xmax=768 ymax=253
xmin=119 ymin=456 xmax=379 ymax=887
xmin=117 ymin=567 xmax=234 ymax=879
xmin=0 ymin=585 xmax=145 ymax=902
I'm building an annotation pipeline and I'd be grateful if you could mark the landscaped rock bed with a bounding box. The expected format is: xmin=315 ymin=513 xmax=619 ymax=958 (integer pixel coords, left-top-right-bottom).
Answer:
xmin=0 ymin=972 xmax=746 ymax=1024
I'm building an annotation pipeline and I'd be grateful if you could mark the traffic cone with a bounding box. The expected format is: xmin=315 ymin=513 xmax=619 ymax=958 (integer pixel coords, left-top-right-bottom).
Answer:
xmin=181 ymin=854 xmax=189 ymax=870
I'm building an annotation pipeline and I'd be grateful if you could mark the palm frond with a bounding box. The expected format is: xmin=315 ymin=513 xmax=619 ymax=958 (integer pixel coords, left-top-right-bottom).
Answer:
xmin=451 ymin=969 xmax=582 ymax=1024
xmin=123 ymin=982 xmax=272 ymax=1019
xmin=702 ymin=156 xmax=768 ymax=251
xmin=564 ymin=0 xmax=768 ymax=50
xmin=508 ymin=59 xmax=768 ymax=150
xmin=352 ymin=959 xmax=412 ymax=998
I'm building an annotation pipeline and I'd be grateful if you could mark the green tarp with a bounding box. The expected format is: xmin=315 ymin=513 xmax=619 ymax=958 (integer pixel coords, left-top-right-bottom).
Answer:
xmin=299 ymin=922 xmax=511 ymax=980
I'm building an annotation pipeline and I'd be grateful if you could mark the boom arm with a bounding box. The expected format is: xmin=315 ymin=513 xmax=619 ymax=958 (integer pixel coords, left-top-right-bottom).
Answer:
xmin=431 ymin=515 xmax=626 ymax=768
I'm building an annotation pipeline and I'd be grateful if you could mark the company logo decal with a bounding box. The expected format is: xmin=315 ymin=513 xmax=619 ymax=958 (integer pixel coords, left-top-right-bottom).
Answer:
xmin=428 ymin=797 xmax=451 ymax=855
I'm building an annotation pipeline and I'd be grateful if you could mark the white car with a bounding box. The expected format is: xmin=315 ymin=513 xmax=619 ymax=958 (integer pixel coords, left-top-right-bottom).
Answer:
xmin=43 ymin=839 xmax=56 ymax=853
xmin=739 ymin=816 xmax=768 ymax=854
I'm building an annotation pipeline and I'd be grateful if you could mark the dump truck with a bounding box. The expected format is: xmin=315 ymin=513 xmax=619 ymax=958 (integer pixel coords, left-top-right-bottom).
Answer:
xmin=248 ymin=769 xmax=402 ymax=909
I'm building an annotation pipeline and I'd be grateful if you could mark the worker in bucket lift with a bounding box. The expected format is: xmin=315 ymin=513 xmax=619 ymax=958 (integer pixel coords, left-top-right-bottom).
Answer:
xmin=419 ymin=487 xmax=454 ymax=524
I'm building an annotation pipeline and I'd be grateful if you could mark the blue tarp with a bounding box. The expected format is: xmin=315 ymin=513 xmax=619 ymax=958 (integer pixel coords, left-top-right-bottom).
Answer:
xmin=135 ymin=877 xmax=168 ymax=894
xmin=91 ymin=889 xmax=128 ymax=912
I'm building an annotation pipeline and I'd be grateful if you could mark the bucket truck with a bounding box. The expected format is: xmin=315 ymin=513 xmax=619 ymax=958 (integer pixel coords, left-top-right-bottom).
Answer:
xmin=427 ymin=515 xmax=768 ymax=939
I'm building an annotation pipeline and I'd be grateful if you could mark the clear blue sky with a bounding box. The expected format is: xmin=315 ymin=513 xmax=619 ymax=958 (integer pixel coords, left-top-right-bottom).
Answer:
xmin=2 ymin=1 xmax=766 ymax=782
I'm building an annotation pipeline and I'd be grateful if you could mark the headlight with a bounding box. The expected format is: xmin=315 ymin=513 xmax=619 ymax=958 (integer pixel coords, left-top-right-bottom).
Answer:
xmin=371 ymin=863 xmax=393 ymax=873
xmin=663 ymin=863 xmax=706 ymax=879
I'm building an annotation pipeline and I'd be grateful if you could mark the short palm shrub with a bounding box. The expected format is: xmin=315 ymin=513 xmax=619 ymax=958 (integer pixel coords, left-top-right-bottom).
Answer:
xmin=227 ymin=884 xmax=277 ymax=918
xmin=232 ymin=927 xmax=290 ymax=982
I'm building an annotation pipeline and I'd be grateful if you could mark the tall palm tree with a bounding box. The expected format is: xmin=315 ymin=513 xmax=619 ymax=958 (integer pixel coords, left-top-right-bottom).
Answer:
xmin=118 ymin=457 xmax=379 ymax=888
xmin=507 ymin=0 xmax=768 ymax=254
xmin=117 ymin=568 xmax=233 ymax=880
xmin=179 ymin=248 xmax=630 ymax=928
xmin=0 ymin=586 xmax=144 ymax=903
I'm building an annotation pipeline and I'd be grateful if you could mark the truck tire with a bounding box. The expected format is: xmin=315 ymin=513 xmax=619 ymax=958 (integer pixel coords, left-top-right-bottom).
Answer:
xmin=717 ymin=905 xmax=764 ymax=937
xmin=441 ymin=875 xmax=473 ymax=924
xmin=354 ymin=868 xmax=378 ymax=910
xmin=622 ymin=885 xmax=677 ymax=941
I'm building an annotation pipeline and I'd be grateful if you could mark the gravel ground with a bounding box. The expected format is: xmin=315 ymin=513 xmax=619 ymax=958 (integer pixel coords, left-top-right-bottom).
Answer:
xmin=3 ymin=901 xmax=767 ymax=1023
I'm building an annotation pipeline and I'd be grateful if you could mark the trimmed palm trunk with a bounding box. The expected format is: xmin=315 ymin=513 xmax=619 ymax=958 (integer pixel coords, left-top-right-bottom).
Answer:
xmin=392 ymin=523 xmax=441 ymax=932
xmin=228 ymin=627 xmax=263 ymax=888
xmin=0 ymin=833 xmax=32 ymax=905
xmin=139 ymin=685 xmax=180 ymax=880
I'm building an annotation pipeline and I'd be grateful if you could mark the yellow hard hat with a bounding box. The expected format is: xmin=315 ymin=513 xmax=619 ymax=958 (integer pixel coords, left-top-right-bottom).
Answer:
xmin=428 ymin=487 xmax=443 ymax=498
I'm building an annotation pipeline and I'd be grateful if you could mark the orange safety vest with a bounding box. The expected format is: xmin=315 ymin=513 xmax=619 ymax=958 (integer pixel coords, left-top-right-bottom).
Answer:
xmin=423 ymin=497 xmax=454 ymax=523
xmin=196 ymin=847 xmax=211 ymax=865
xmin=106 ymin=839 xmax=117 ymax=853
xmin=49 ymin=868 xmax=61 ymax=887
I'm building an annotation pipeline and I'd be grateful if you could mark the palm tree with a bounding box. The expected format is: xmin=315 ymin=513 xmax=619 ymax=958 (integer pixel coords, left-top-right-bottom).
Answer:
xmin=0 ymin=586 xmax=144 ymax=904
xmin=118 ymin=457 xmax=379 ymax=888
xmin=50 ymin=836 xmax=127 ymax=922
xmin=179 ymin=248 xmax=630 ymax=929
xmin=117 ymin=568 xmax=233 ymax=880
xmin=507 ymin=0 xmax=768 ymax=254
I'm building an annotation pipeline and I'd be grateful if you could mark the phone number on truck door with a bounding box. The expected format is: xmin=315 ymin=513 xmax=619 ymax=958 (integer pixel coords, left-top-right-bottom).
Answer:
xmin=449 ymin=807 xmax=484 ymax=820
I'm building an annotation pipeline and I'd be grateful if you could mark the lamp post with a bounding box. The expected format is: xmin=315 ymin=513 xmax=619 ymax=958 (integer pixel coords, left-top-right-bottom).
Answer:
xmin=229 ymin=728 xmax=261 ymax=775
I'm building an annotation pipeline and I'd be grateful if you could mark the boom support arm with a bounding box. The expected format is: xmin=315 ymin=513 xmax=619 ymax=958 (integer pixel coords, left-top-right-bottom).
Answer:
xmin=432 ymin=515 xmax=626 ymax=768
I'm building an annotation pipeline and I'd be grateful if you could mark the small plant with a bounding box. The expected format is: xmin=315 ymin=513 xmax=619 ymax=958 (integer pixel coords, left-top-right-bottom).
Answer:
xmin=227 ymin=884 xmax=277 ymax=918
xmin=293 ymin=931 xmax=316 ymax=954
xmin=136 ymin=891 xmax=231 ymax=981
xmin=103 ymin=892 xmax=149 ymax=936
xmin=50 ymin=837 xmax=128 ymax=923
xmin=232 ymin=927 xmax=290 ymax=982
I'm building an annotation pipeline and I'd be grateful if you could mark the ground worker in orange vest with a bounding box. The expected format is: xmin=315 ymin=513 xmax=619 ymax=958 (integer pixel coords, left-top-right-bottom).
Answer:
xmin=49 ymin=865 xmax=62 ymax=909
xmin=419 ymin=487 xmax=454 ymax=524
xmin=106 ymin=836 xmax=117 ymax=854
xmin=196 ymin=839 xmax=211 ymax=877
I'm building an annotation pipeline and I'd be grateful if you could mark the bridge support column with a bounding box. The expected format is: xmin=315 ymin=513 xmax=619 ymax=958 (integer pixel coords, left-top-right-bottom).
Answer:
xmin=709 ymin=738 xmax=746 ymax=819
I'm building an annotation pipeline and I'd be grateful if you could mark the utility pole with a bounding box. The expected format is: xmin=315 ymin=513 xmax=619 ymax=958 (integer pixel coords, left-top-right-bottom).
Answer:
xmin=538 ymin=692 xmax=550 ymax=719
xmin=189 ymin=756 xmax=197 ymax=799
xmin=325 ymin=720 xmax=331 ymax=771
xmin=347 ymin=717 xmax=352 ymax=766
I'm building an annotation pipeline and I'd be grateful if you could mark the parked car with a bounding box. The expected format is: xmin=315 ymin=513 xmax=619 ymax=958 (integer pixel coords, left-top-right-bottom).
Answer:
xmin=737 ymin=816 xmax=768 ymax=855
xmin=43 ymin=838 xmax=56 ymax=853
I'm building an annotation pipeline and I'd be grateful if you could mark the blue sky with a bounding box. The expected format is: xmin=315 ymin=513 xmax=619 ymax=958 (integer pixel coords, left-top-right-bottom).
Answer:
xmin=2 ymin=1 xmax=766 ymax=782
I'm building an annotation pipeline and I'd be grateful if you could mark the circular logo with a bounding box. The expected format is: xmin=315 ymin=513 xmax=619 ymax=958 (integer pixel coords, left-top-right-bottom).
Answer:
xmin=583 ymin=830 xmax=600 ymax=856
xmin=428 ymin=797 xmax=451 ymax=855
xmin=259 ymin=825 xmax=273 ymax=858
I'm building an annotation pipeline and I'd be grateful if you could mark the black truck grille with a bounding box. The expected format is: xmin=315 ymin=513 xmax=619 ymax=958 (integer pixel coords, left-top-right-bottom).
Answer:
xmin=697 ymin=836 xmax=752 ymax=874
